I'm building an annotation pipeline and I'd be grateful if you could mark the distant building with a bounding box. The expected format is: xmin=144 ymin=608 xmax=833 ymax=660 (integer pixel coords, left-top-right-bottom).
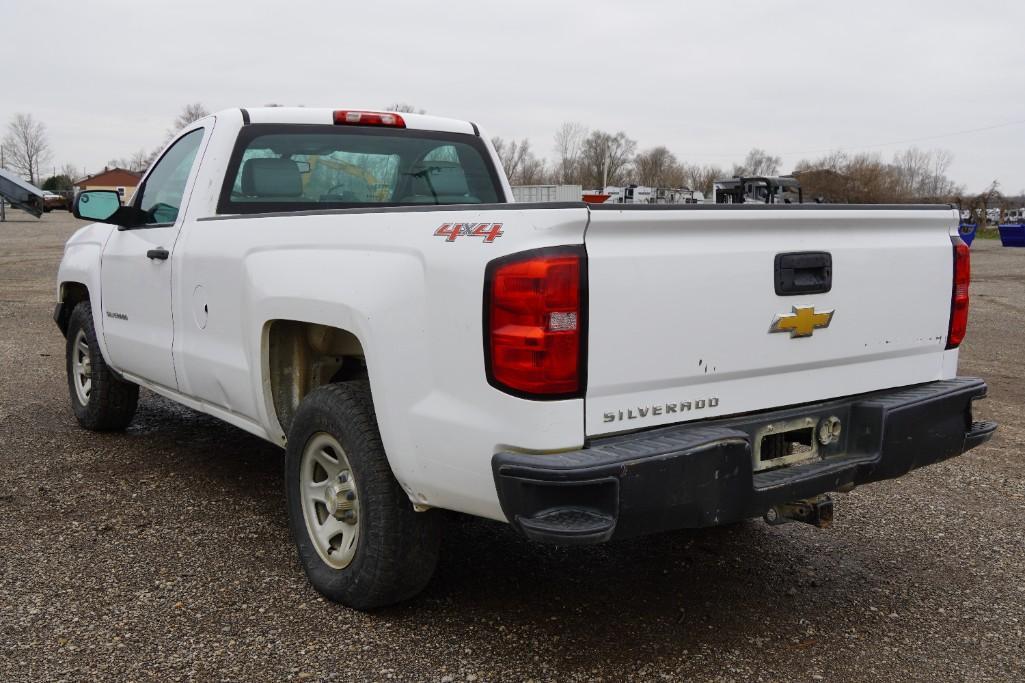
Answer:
xmin=75 ymin=168 xmax=143 ymax=203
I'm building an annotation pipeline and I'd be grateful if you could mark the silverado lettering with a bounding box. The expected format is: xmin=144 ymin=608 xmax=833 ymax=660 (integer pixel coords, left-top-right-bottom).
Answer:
xmin=603 ymin=397 xmax=721 ymax=423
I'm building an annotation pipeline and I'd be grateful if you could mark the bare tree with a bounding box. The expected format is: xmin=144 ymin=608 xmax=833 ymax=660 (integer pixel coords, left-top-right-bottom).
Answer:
xmin=959 ymin=181 xmax=1001 ymax=227
xmin=137 ymin=103 xmax=212 ymax=166
xmin=844 ymin=152 xmax=899 ymax=202
xmin=923 ymin=149 xmax=959 ymax=197
xmin=732 ymin=148 xmax=781 ymax=177
xmin=892 ymin=147 xmax=930 ymax=197
xmin=59 ymin=163 xmax=82 ymax=183
xmin=634 ymin=146 xmax=683 ymax=187
xmin=106 ymin=148 xmax=151 ymax=173
xmin=130 ymin=148 xmax=152 ymax=173
xmin=794 ymin=151 xmax=899 ymax=203
xmin=552 ymin=122 xmax=587 ymax=184
xmin=492 ymin=137 xmax=537 ymax=184
xmin=681 ymin=164 xmax=727 ymax=195
xmin=172 ymin=103 xmax=210 ymax=133
xmin=386 ymin=103 xmax=427 ymax=114
xmin=794 ymin=147 xmax=962 ymax=203
xmin=3 ymin=113 xmax=51 ymax=185
xmin=517 ymin=154 xmax=548 ymax=185
xmin=579 ymin=130 xmax=636 ymax=188
xmin=890 ymin=147 xmax=961 ymax=200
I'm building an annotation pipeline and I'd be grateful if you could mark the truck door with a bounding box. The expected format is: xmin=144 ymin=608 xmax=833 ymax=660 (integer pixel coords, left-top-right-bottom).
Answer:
xmin=99 ymin=126 xmax=208 ymax=390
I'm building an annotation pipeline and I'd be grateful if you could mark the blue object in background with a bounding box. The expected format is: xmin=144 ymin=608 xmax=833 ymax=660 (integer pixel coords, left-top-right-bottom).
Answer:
xmin=958 ymin=222 xmax=977 ymax=246
xmin=998 ymin=224 xmax=1025 ymax=247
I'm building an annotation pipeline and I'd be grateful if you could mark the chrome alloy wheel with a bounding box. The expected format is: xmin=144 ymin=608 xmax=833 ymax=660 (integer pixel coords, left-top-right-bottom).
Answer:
xmin=300 ymin=432 xmax=361 ymax=569
xmin=71 ymin=328 xmax=92 ymax=406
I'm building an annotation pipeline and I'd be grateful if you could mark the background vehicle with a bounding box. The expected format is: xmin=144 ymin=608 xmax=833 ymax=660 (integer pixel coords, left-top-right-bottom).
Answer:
xmin=510 ymin=184 xmax=582 ymax=202
xmin=599 ymin=185 xmax=704 ymax=204
xmin=1004 ymin=207 xmax=1025 ymax=224
xmin=42 ymin=191 xmax=67 ymax=212
xmin=54 ymin=107 xmax=994 ymax=609
xmin=713 ymin=175 xmax=803 ymax=203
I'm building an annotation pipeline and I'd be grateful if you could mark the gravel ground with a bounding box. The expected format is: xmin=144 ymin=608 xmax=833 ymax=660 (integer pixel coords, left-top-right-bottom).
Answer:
xmin=1 ymin=211 xmax=1022 ymax=682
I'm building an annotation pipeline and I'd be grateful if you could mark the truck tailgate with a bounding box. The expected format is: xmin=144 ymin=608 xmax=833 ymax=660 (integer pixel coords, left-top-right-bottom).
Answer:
xmin=584 ymin=206 xmax=959 ymax=437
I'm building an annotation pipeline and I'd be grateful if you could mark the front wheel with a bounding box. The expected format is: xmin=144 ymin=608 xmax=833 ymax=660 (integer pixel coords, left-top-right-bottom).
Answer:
xmin=65 ymin=301 xmax=138 ymax=430
xmin=284 ymin=381 xmax=441 ymax=609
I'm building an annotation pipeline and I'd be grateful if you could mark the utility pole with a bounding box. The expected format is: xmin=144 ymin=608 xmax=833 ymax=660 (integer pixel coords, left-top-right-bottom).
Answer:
xmin=1 ymin=144 xmax=6 ymax=223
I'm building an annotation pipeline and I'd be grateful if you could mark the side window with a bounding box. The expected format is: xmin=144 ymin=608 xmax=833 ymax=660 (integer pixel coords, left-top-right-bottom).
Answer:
xmin=136 ymin=128 xmax=204 ymax=224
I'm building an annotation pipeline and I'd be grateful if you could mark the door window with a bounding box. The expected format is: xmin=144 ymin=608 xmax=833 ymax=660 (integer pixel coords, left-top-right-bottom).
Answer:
xmin=136 ymin=128 xmax=204 ymax=224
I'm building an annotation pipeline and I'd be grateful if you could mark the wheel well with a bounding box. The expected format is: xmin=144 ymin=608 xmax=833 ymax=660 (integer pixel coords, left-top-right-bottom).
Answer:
xmin=56 ymin=282 xmax=90 ymax=335
xmin=266 ymin=320 xmax=366 ymax=435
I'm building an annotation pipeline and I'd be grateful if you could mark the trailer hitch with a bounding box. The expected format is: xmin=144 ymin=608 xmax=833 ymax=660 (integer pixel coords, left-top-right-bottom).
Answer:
xmin=764 ymin=495 xmax=834 ymax=529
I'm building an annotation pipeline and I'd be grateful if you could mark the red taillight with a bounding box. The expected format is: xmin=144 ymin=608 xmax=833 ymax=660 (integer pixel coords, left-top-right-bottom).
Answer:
xmin=485 ymin=247 xmax=586 ymax=398
xmin=946 ymin=238 xmax=970 ymax=349
xmin=332 ymin=110 xmax=406 ymax=128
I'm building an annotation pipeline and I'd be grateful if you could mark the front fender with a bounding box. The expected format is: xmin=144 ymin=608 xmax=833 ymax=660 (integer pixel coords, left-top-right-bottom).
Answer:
xmin=56 ymin=223 xmax=114 ymax=362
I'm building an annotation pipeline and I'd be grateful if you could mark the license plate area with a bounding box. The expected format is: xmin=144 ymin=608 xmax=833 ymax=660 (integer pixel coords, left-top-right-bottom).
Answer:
xmin=753 ymin=416 xmax=821 ymax=472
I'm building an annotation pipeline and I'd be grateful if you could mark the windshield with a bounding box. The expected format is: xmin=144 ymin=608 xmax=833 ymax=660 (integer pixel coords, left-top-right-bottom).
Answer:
xmin=218 ymin=124 xmax=503 ymax=214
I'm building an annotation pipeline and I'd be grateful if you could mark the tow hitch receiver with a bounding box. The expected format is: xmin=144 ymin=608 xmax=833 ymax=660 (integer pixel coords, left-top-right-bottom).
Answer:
xmin=764 ymin=495 xmax=834 ymax=529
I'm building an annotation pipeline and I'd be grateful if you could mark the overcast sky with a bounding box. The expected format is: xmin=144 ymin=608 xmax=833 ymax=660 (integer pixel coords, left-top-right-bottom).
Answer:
xmin=2 ymin=0 xmax=1023 ymax=192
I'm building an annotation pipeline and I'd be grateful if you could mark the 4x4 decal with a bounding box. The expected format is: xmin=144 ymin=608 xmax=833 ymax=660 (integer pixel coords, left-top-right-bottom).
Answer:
xmin=434 ymin=222 xmax=504 ymax=243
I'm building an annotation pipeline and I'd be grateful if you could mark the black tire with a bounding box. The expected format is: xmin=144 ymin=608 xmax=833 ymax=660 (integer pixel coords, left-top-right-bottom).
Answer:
xmin=284 ymin=381 xmax=441 ymax=609
xmin=65 ymin=301 xmax=138 ymax=430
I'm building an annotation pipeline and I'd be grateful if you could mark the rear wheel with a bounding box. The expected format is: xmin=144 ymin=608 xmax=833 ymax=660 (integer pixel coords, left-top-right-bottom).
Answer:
xmin=65 ymin=301 xmax=138 ymax=430
xmin=284 ymin=381 xmax=441 ymax=609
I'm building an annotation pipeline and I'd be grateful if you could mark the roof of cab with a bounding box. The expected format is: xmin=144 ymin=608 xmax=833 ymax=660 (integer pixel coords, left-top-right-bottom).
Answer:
xmin=223 ymin=107 xmax=478 ymax=136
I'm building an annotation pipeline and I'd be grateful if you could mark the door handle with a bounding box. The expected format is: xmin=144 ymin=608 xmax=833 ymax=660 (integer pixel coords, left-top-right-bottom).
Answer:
xmin=146 ymin=248 xmax=170 ymax=261
xmin=774 ymin=251 xmax=832 ymax=295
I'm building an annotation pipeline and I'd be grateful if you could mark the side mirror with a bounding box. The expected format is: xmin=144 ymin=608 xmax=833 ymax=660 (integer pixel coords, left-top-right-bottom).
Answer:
xmin=73 ymin=190 xmax=121 ymax=222
xmin=73 ymin=189 xmax=149 ymax=228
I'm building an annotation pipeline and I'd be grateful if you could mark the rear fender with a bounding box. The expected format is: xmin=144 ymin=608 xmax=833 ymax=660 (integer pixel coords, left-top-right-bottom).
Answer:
xmin=245 ymin=248 xmax=424 ymax=490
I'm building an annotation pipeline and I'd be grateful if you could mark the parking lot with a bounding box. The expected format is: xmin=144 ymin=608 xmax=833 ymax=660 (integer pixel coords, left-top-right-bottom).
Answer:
xmin=1 ymin=210 xmax=1023 ymax=682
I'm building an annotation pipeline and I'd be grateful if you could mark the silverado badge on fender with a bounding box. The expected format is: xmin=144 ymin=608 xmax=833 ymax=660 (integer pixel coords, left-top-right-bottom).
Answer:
xmin=769 ymin=305 xmax=834 ymax=338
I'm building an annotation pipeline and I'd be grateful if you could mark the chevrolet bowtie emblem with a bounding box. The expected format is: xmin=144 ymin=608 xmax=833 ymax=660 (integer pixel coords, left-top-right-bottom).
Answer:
xmin=769 ymin=305 xmax=835 ymax=338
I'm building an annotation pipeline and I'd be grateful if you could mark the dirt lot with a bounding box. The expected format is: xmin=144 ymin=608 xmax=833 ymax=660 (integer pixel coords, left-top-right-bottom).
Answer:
xmin=1 ymin=210 xmax=1023 ymax=682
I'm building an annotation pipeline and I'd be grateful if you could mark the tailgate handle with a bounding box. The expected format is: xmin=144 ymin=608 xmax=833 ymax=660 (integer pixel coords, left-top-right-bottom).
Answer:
xmin=774 ymin=252 xmax=832 ymax=295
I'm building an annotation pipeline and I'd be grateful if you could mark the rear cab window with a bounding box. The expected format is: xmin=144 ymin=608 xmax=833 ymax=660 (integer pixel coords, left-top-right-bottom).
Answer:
xmin=217 ymin=124 xmax=504 ymax=214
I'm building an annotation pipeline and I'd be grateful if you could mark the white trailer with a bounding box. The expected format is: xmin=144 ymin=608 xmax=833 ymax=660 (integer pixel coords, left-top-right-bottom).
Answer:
xmin=510 ymin=184 xmax=582 ymax=203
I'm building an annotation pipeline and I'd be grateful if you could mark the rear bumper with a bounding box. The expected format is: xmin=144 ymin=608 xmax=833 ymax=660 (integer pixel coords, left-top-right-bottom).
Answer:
xmin=492 ymin=378 xmax=996 ymax=544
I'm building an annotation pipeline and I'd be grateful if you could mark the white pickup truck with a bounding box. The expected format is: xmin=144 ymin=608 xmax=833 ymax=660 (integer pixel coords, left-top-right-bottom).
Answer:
xmin=56 ymin=107 xmax=995 ymax=609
